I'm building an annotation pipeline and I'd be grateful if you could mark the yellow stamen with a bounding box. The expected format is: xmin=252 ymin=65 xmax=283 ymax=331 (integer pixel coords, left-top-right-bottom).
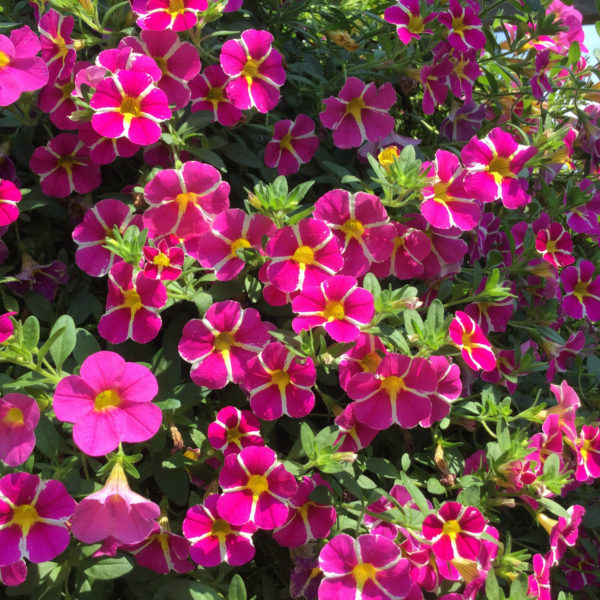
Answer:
xmin=359 ymin=351 xmax=382 ymax=373
xmin=207 ymin=87 xmax=224 ymax=105
xmin=352 ymin=563 xmax=377 ymax=589
xmin=2 ymin=407 xmax=24 ymax=426
xmin=153 ymin=253 xmax=171 ymax=268
xmin=174 ymin=192 xmax=198 ymax=212
xmin=57 ymin=155 xmax=77 ymax=172
xmin=214 ymin=332 xmax=235 ymax=352
xmin=341 ymin=218 xmax=365 ymax=240
xmin=211 ymin=518 xmax=232 ymax=538
xmin=293 ymin=245 xmax=315 ymax=265
xmin=12 ymin=504 xmax=40 ymax=535
xmin=94 ymin=389 xmax=121 ymax=411
xmin=168 ymin=0 xmax=186 ymax=14
xmin=279 ymin=133 xmax=294 ymax=152
xmin=246 ymin=474 xmax=268 ymax=495
xmin=322 ymin=300 xmax=345 ymax=321
xmin=271 ymin=370 xmax=291 ymax=387
xmin=442 ymin=519 xmax=462 ymax=540
xmin=408 ymin=14 xmax=425 ymax=34
xmin=242 ymin=58 xmax=260 ymax=80
xmin=120 ymin=95 xmax=141 ymax=121
xmin=230 ymin=238 xmax=251 ymax=257
xmin=121 ymin=288 xmax=143 ymax=312
xmin=345 ymin=96 xmax=366 ymax=121
xmin=487 ymin=156 xmax=513 ymax=184
xmin=381 ymin=375 xmax=405 ymax=396
xmin=0 ymin=51 xmax=10 ymax=69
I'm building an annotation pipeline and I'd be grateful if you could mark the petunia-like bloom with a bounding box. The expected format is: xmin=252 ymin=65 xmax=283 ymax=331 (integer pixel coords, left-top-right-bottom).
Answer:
xmin=527 ymin=553 xmax=552 ymax=600
xmin=438 ymin=0 xmax=486 ymax=52
xmin=461 ymin=127 xmax=538 ymax=209
xmin=0 ymin=25 xmax=48 ymax=107
xmin=78 ymin=121 xmax=140 ymax=165
xmin=29 ymin=133 xmax=101 ymax=198
xmin=0 ymin=394 xmax=40 ymax=467
xmin=207 ymin=406 xmax=264 ymax=456
xmin=0 ymin=312 xmax=16 ymax=343
xmin=70 ymin=461 xmax=160 ymax=544
xmin=420 ymin=150 xmax=480 ymax=231
xmin=440 ymin=101 xmax=486 ymax=142
xmin=186 ymin=208 xmax=275 ymax=281
xmin=291 ymin=276 xmax=374 ymax=343
xmin=422 ymin=501 xmax=487 ymax=561
xmin=418 ymin=59 xmax=453 ymax=115
xmin=463 ymin=278 xmax=515 ymax=335
xmin=320 ymin=77 xmax=396 ymax=149
xmin=0 ymin=559 xmax=27 ymax=587
xmin=0 ymin=179 xmax=21 ymax=226
xmin=53 ymin=350 xmax=162 ymax=456
xmin=189 ymin=65 xmax=242 ymax=127
xmin=313 ymin=189 xmax=395 ymax=277
xmin=535 ymin=222 xmax=575 ymax=268
xmin=183 ymin=494 xmax=257 ymax=567
xmin=141 ymin=235 xmax=184 ymax=281
xmin=539 ymin=505 xmax=586 ymax=564
xmin=38 ymin=9 xmax=76 ymax=80
xmin=0 ymin=472 xmax=76 ymax=567
xmin=560 ymin=260 xmax=600 ymax=321
xmin=540 ymin=380 xmax=580 ymax=440
xmin=384 ymin=0 xmax=436 ymax=44
xmin=265 ymin=218 xmax=343 ymax=293
xmin=420 ymin=355 xmax=462 ymax=427
xmin=220 ymin=29 xmax=286 ymax=113
xmin=318 ymin=533 xmax=411 ymax=600
xmin=264 ymin=115 xmax=319 ymax=175
xmin=98 ymin=261 xmax=167 ymax=345
xmin=290 ymin=557 xmax=323 ymax=600
xmin=178 ymin=300 xmax=272 ymax=389
xmin=72 ymin=198 xmax=143 ymax=278
xmin=131 ymin=0 xmax=208 ymax=31
xmin=346 ymin=353 xmax=435 ymax=431
xmin=273 ymin=474 xmax=336 ymax=548
xmin=7 ymin=258 xmax=68 ymax=301
xmin=338 ymin=332 xmax=387 ymax=391
xmin=142 ymin=161 xmax=230 ymax=241
xmin=217 ymin=446 xmax=298 ymax=530
xmin=448 ymin=311 xmax=496 ymax=372
xmin=90 ymin=70 xmax=172 ymax=146
xmin=243 ymin=342 xmax=317 ymax=420
xmin=574 ymin=425 xmax=600 ymax=482
xmin=334 ymin=403 xmax=379 ymax=453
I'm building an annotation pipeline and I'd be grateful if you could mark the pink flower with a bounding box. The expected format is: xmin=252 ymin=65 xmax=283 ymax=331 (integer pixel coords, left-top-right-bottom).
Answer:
xmin=346 ymin=353 xmax=436 ymax=430
xmin=535 ymin=222 xmax=574 ymax=268
xmin=527 ymin=553 xmax=552 ymax=600
xmin=338 ymin=333 xmax=387 ymax=391
xmin=463 ymin=278 xmax=515 ymax=334
xmin=0 ymin=560 xmax=27 ymax=587
xmin=243 ymin=342 xmax=317 ymax=420
xmin=418 ymin=60 xmax=453 ymax=115
xmin=0 ymin=312 xmax=16 ymax=343
xmin=178 ymin=300 xmax=272 ymax=389
xmin=78 ymin=121 xmax=140 ymax=165
xmin=290 ymin=557 xmax=323 ymax=600
xmin=7 ymin=258 xmax=68 ymax=301
xmin=421 ymin=356 xmax=462 ymax=427
xmin=0 ymin=473 xmax=75 ymax=567
xmin=292 ymin=276 xmax=374 ymax=343
xmin=545 ymin=331 xmax=585 ymax=382
xmin=438 ymin=0 xmax=486 ymax=51
xmin=0 ymin=394 xmax=39 ymax=467
xmin=186 ymin=208 xmax=275 ymax=281
xmin=208 ymin=406 xmax=264 ymax=456
xmin=38 ymin=9 xmax=75 ymax=80
xmin=544 ymin=380 xmax=580 ymax=440
xmin=141 ymin=236 xmax=184 ymax=281
xmin=0 ymin=25 xmax=48 ymax=107
xmin=0 ymin=179 xmax=21 ymax=226
xmin=90 ymin=70 xmax=171 ymax=146
xmin=98 ymin=262 xmax=167 ymax=345
xmin=72 ymin=198 xmax=143 ymax=277
xmin=334 ymin=403 xmax=379 ymax=453
xmin=574 ymin=425 xmax=600 ymax=482
xmin=273 ymin=474 xmax=336 ymax=548
xmin=313 ymin=189 xmax=395 ymax=277
xmin=560 ymin=260 xmax=600 ymax=321
xmin=449 ymin=311 xmax=496 ymax=372
xmin=318 ymin=533 xmax=411 ymax=600
xmin=53 ymin=351 xmax=162 ymax=456
xmin=70 ymin=461 xmax=159 ymax=544
xmin=131 ymin=0 xmax=208 ymax=31
xmin=218 ymin=446 xmax=298 ymax=529
xmin=422 ymin=502 xmax=487 ymax=561
xmin=29 ymin=133 xmax=101 ymax=198
xmin=220 ymin=29 xmax=285 ymax=113
xmin=265 ymin=218 xmax=343 ymax=293
xmin=183 ymin=494 xmax=257 ymax=567
xmin=189 ymin=65 xmax=242 ymax=126
xmin=543 ymin=505 xmax=585 ymax=563
xmin=142 ymin=161 xmax=230 ymax=240
xmin=384 ymin=0 xmax=436 ymax=44
xmin=320 ymin=77 xmax=396 ymax=149
xmin=264 ymin=115 xmax=319 ymax=175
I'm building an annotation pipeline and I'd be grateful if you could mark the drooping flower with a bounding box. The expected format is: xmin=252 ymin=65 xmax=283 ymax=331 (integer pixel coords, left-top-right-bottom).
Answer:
xmin=70 ymin=461 xmax=160 ymax=544
xmin=545 ymin=331 xmax=586 ymax=383
xmin=189 ymin=64 xmax=242 ymax=126
xmin=448 ymin=311 xmax=496 ymax=372
xmin=539 ymin=505 xmax=586 ymax=563
xmin=438 ymin=0 xmax=486 ymax=52
xmin=217 ymin=446 xmax=298 ymax=530
xmin=264 ymin=115 xmax=319 ymax=175
xmin=141 ymin=235 xmax=184 ymax=281
xmin=535 ymin=222 xmax=575 ymax=268
xmin=290 ymin=557 xmax=323 ymax=600
xmin=291 ymin=276 xmax=374 ymax=343
xmin=183 ymin=494 xmax=257 ymax=567
xmin=7 ymin=257 xmax=68 ymax=301
xmin=243 ymin=342 xmax=317 ymax=420
xmin=320 ymin=77 xmax=396 ymax=149
xmin=0 ymin=179 xmax=21 ymax=226
xmin=98 ymin=261 xmax=167 ymax=345
xmin=53 ymin=351 xmax=162 ymax=456
xmin=560 ymin=260 xmax=600 ymax=321
xmin=463 ymin=278 xmax=515 ymax=335
xmin=207 ymin=406 xmax=264 ymax=456
xmin=0 ymin=472 xmax=76 ymax=566
xmin=178 ymin=300 xmax=272 ymax=389
xmin=0 ymin=394 xmax=40 ymax=467
xmin=131 ymin=0 xmax=208 ymax=31
xmin=540 ymin=380 xmax=580 ymax=440
xmin=38 ymin=9 xmax=76 ymax=80
xmin=220 ymin=29 xmax=286 ymax=113
xmin=384 ymin=0 xmax=436 ymax=44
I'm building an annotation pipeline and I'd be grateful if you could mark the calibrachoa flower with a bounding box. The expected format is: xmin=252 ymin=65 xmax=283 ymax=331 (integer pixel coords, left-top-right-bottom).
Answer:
xmin=189 ymin=64 xmax=242 ymax=126
xmin=418 ymin=60 xmax=453 ymax=115
xmin=78 ymin=121 xmax=140 ymax=165
xmin=291 ymin=557 xmax=323 ymax=600
xmin=292 ymin=275 xmax=374 ymax=343
xmin=440 ymin=101 xmax=486 ymax=142
xmin=422 ymin=501 xmax=487 ymax=561
xmin=334 ymin=403 xmax=379 ymax=453
xmin=243 ymin=342 xmax=317 ymax=420
xmin=384 ymin=0 xmax=436 ymax=44
xmin=207 ymin=406 xmax=264 ymax=456
xmin=178 ymin=300 xmax=272 ymax=389
xmin=449 ymin=310 xmax=496 ymax=372
xmin=539 ymin=505 xmax=585 ymax=563
xmin=131 ymin=0 xmax=208 ymax=31
xmin=70 ymin=461 xmax=160 ymax=544
xmin=574 ymin=425 xmax=600 ymax=482
xmin=141 ymin=235 xmax=184 ymax=281
xmin=338 ymin=332 xmax=387 ymax=391
xmin=272 ymin=474 xmax=336 ymax=548
xmin=98 ymin=261 xmax=167 ymax=345
xmin=0 ymin=179 xmax=21 ymax=226
xmin=183 ymin=494 xmax=257 ymax=567
xmin=38 ymin=9 xmax=76 ymax=80
xmin=90 ymin=70 xmax=172 ymax=146
xmin=220 ymin=29 xmax=286 ymax=113
xmin=318 ymin=533 xmax=411 ymax=600
xmin=527 ymin=553 xmax=552 ymax=600
xmin=0 ymin=473 xmax=76 ymax=566
xmin=559 ymin=260 xmax=600 ymax=321
xmin=217 ymin=446 xmax=298 ymax=530
xmin=53 ymin=351 xmax=162 ymax=456
xmin=0 ymin=560 xmax=27 ymax=587
xmin=7 ymin=257 xmax=68 ymax=301
xmin=264 ymin=115 xmax=319 ymax=175
xmin=143 ymin=161 xmax=230 ymax=240
xmin=0 ymin=394 xmax=39 ymax=467
xmin=438 ymin=0 xmax=486 ymax=51
xmin=535 ymin=222 xmax=575 ymax=268
xmin=421 ymin=356 xmax=462 ymax=427
xmin=0 ymin=312 xmax=15 ymax=343
xmin=320 ymin=77 xmax=396 ymax=149
xmin=29 ymin=133 xmax=101 ymax=198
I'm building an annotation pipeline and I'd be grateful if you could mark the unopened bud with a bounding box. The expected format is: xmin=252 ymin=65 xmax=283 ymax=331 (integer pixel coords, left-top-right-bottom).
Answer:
xmin=537 ymin=512 xmax=558 ymax=535
xmin=434 ymin=443 xmax=450 ymax=476
xmin=247 ymin=193 xmax=261 ymax=210
xmin=168 ymin=419 xmax=184 ymax=453
xmin=332 ymin=451 xmax=357 ymax=464
xmin=78 ymin=0 xmax=94 ymax=13
xmin=73 ymin=39 xmax=86 ymax=51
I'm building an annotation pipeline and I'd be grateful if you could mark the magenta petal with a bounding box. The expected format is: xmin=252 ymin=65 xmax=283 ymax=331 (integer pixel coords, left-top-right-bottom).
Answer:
xmin=26 ymin=523 xmax=70 ymax=563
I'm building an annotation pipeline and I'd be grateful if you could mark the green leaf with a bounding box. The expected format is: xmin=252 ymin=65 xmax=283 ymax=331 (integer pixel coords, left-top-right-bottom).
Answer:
xmin=155 ymin=465 xmax=190 ymax=506
xmin=192 ymin=291 xmax=213 ymax=315
xmin=568 ymin=41 xmax=580 ymax=65
xmin=300 ymin=422 xmax=315 ymax=457
xmin=22 ymin=316 xmax=40 ymax=351
xmin=510 ymin=573 xmax=529 ymax=599
xmin=362 ymin=273 xmax=381 ymax=297
xmin=35 ymin=414 xmax=61 ymax=459
xmin=366 ymin=457 xmax=399 ymax=479
xmin=538 ymin=497 xmax=569 ymax=518
xmin=86 ymin=556 xmax=134 ymax=580
xmin=23 ymin=291 xmax=54 ymax=323
xmin=356 ymin=475 xmax=377 ymax=490
xmin=48 ymin=315 xmax=76 ymax=370
xmin=425 ymin=299 xmax=444 ymax=332
xmin=485 ymin=568 xmax=503 ymax=600
xmin=228 ymin=574 xmax=246 ymax=600
xmin=399 ymin=472 xmax=429 ymax=514
xmin=154 ymin=580 xmax=224 ymax=600
xmin=73 ymin=329 xmax=101 ymax=364
xmin=426 ymin=478 xmax=446 ymax=495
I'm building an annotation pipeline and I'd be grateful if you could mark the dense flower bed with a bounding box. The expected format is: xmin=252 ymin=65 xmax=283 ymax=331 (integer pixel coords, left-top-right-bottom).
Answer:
xmin=0 ymin=0 xmax=599 ymax=598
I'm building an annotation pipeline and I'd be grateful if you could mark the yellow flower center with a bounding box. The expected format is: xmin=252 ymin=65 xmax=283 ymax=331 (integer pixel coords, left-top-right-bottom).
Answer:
xmin=487 ymin=156 xmax=513 ymax=184
xmin=226 ymin=426 xmax=242 ymax=443
xmin=543 ymin=240 xmax=557 ymax=254
xmin=230 ymin=237 xmax=251 ymax=257
xmin=153 ymin=252 xmax=171 ymax=268
xmin=573 ymin=281 xmax=590 ymax=300
xmin=242 ymin=58 xmax=260 ymax=80
xmin=451 ymin=16 xmax=466 ymax=32
xmin=442 ymin=519 xmax=462 ymax=540
xmin=322 ymin=300 xmax=345 ymax=321
xmin=2 ymin=407 xmax=24 ymax=426
xmin=168 ymin=0 xmax=186 ymax=14
xmin=55 ymin=34 xmax=68 ymax=59
xmin=57 ymin=155 xmax=77 ymax=172
xmin=214 ymin=332 xmax=235 ymax=352
xmin=154 ymin=55 xmax=168 ymax=75
xmin=207 ymin=87 xmax=224 ymax=103
xmin=433 ymin=181 xmax=450 ymax=204
xmin=279 ymin=133 xmax=294 ymax=151
xmin=271 ymin=369 xmax=291 ymax=387
xmin=580 ymin=438 xmax=592 ymax=461
xmin=352 ymin=563 xmax=378 ymax=589
xmin=246 ymin=474 xmax=269 ymax=495
xmin=0 ymin=51 xmax=10 ymax=69
xmin=377 ymin=146 xmax=399 ymax=169
xmin=122 ymin=288 xmax=143 ymax=311
xmin=360 ymin=351 xmax=382 ymax=373
xmin=211 ymin=518 xmax=232 ymax=536
xmin=60 ymin=81 xmax=75 ymax=100
xmin=175 ymin=192 xmax=198 ymax=212
xmin=293 ymin=245 xmax=315 ymax=265
xmin=408 ymin=14 xmax=425 ymax=34
xmin=12 ymin=504 xmax=40 ymax=535
xmin=120 ymin=95 xmax=141 ymax=120
xmin=341 ymin=218 xmax=365 ymax=239
xmin=94 ymin=389 xmax=121 ymax=411
xmin=345 ymin=96 xmax=366 ymax=121
xmin=381 ymin=375 xmax=406 ymax=396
